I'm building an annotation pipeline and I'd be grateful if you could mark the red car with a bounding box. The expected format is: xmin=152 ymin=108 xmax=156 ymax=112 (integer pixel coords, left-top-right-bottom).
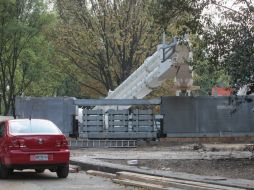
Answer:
xmin=0 ymin=119 xmax=70 ymax=178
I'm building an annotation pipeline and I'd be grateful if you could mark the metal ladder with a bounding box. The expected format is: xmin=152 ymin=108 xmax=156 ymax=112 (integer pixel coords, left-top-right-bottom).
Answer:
xmin=69 ymin=139 xmax=137 ymax=148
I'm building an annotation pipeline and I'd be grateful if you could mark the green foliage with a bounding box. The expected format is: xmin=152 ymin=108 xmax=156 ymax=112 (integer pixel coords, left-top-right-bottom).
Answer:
xmin=54 ymin=0 xmax=161 ymax=97
xmin=197 ymin=0 xmax=254 ymax=87
xmin=151 ymin=0 xmax=208 ymax=34
xmin=153 ymin=0 xmax=254 ymax=93
xmin=0 ymin=0 xmax=62 ymax=115
xmin=16 ymin=36 xmax=58 ymax=96
xmin=190 ymin=36 xmax=230 ymax=95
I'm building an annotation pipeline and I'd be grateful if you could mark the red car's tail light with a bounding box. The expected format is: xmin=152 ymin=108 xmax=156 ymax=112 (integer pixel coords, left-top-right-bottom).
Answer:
xmin=56 ymin=140 xmax=61 ymax=148
xmin=61 ymin=139 xmax=68 ymax=149
xmin=8 ymin=139 xmax=27 ymax=149
xmin=19 ymin=139 xmax=27 ymax=148
xmin=8 ymin=139 xmax=19 ymax=149
xmin=56 ymin=139 xmax=68 ymax=149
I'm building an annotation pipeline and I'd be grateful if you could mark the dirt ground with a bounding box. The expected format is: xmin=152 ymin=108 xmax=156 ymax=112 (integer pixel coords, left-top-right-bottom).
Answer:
xmin=71 ymin=143 xmax=254 ymax=180
xmin=103 ymin=158 xmax=254 ymax=180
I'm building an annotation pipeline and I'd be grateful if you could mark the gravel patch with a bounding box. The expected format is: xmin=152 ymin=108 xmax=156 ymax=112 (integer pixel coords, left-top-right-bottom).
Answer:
xmin=102 ymin=158 xmax=254 ymax=180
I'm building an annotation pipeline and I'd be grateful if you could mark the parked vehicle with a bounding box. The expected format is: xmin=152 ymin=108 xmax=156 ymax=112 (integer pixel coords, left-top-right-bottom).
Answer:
xmin=0 ymin=119 xmax=70 ymax=178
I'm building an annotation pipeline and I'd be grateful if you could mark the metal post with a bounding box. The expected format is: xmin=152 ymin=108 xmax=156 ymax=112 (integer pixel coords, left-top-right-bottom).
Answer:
xmin=162 ymin=32 xmax=166 ymax=44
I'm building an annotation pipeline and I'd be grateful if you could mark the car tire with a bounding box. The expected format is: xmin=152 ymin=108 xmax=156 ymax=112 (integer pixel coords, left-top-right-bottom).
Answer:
xmin=0 ymin=163 xmax=8 ymax=179
xmin=35 ymin=169 xmax=45 ymax=173
xmin=56 ymin=164 xmax=69 ymax=178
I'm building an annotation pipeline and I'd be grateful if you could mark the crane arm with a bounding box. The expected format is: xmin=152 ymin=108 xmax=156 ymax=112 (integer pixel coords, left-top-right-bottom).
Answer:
xmin=94 ymin=38 xmax=192 ymax=111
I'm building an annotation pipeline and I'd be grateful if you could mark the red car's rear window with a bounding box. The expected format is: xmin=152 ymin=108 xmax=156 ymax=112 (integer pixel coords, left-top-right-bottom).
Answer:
xmin=9 ymin=120 xmax=62 ymax=135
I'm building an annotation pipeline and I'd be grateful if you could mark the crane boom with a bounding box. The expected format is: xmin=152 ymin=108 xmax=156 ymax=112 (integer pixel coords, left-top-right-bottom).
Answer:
xmin=94 ymin=38 xmax=192 ymax=111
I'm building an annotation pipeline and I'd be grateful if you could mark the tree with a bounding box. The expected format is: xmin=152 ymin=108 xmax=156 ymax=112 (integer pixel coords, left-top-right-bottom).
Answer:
xmin=149 ymin=0 xmax=214 ymax=95
xmin=150 ymin=0 xmax=209 ymax=35
xmin=152 ymin=0 xmax=254 ymax=93
xmin=199 ymin=0 xmax=254 ymax=87
xmin=0 ymin=0 xmax=51 ymax=115
xmin=54 ymin=0 xmax=161 ymax=97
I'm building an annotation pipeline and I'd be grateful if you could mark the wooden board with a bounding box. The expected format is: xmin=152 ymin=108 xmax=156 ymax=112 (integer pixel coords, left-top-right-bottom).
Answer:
xmin=113 ymin=178 xmax=170 ymax=190
xmin=86 ymin=170 xmax=116 ymax=179
xmin=116 ymin=171 xmax=245 ymax=190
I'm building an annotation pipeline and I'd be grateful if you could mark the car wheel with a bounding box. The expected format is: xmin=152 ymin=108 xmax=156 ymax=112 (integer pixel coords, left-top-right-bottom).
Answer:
xmin=56 ymin=164 xmax=69 ymax=178
xmin=0 ymin=163 xmax=8 ymax=179
xmin=35 ymin=169 xmax=45 ymax=173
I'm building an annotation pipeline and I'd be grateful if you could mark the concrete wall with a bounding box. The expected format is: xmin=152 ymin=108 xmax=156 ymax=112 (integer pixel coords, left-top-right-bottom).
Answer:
xmin=15 ymin=97 xmax=76 ymax=136
xmin=15 ymin=96 xmax=254 ymax=138
xmin=161 ymin=96 xmax=254 ymax=137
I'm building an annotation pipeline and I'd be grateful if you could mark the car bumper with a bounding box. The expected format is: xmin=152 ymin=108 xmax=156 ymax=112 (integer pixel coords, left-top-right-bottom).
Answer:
xmin=4 ymin=149 xmax=70 ymax=167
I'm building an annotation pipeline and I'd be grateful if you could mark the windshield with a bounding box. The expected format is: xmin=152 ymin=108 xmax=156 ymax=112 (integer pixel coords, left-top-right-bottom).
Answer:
xmin=9 ymin=120 xmax=62 ymax=135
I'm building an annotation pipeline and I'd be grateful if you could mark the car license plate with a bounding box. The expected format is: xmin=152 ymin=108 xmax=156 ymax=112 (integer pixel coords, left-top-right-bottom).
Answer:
xmin=31 ymin=154 xmax=48 ymax=161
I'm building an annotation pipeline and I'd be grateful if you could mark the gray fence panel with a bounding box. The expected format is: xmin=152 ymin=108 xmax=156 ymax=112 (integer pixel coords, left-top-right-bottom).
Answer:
xmin=108 ymin=109 xmax=129 ymax=132
xmin=132 ymin=109 xmax=154 ymax=132
xmin=80 ymin=108 xmax=157 ymax=138
xmin=15 ymin=96 xmax=76 ymax=136
xmin=83 ymin=109 xmax=104 ymax=133
xmin=161 ymin=96 xmax=254 ymax=137
xmin=161 ymin=97 xmax=197 ymax=134
xmin=196 ymin=97 xmax=221 ymax=133
xmin=109 ymin=121 xmax=128 ymax=126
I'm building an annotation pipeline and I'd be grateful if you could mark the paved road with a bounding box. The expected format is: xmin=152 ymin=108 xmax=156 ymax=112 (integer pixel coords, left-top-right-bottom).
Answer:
xmin=0 ymin=170 xmax=134 ymax=190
